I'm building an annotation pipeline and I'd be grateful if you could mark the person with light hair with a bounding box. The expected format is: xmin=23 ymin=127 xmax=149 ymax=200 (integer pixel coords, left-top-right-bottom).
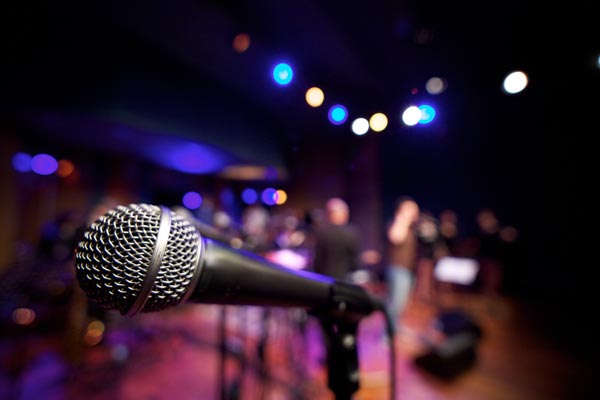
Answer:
xmin=385 ymin=196 xmax=420 ymax=334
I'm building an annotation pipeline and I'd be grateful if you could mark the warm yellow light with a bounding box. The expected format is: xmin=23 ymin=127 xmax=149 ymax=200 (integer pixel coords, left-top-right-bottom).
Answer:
xmin=305 ymin=87 xmax=324 ymax=107
xmin=275 ymin=190 xmax=287 ymax=205
xmin=84 ymin=320 xmax=106 ymax=346
xmin=88 ymin=320 xmax=105 ymax=334
xmin=220 ymin=165 xmax=269 ymax=180
xmin=369 ymin=113 xmax=388 ymax=132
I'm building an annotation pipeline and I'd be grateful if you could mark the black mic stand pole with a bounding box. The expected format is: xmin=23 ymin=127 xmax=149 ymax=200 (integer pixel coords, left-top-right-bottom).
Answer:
xmin=312 ymin=280 xmax=384 ymax=400
xmin=318 ymin=317 xmax=361 ymax=400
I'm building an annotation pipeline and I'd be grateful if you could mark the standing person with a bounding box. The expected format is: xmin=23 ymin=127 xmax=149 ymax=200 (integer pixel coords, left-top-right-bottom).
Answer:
xmin=474 ymin=208 xmax=504 ymax=298
xmin=439 ymin=209 xmax=460 ymax=257
xmin=414 ymin=211 xmax=442 ymax=305
xmin=311 ymin=197 xmax=361 ymax=281
xmin=385 ymin=197 xmax=421 ymax=334
xmin=309 ymin=197 xmax=362 ymax=383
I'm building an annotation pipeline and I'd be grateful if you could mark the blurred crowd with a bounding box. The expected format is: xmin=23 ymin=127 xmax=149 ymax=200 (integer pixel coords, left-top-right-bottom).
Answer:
xmin=0 ymin=193 xmax=524 ymax=333
xmin=0 ymin=192 xmax=524 ymax=398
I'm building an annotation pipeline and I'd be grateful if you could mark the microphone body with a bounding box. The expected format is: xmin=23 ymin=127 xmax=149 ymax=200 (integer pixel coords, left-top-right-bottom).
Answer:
xmin=75 ymin=204 xmax=380 ymax=321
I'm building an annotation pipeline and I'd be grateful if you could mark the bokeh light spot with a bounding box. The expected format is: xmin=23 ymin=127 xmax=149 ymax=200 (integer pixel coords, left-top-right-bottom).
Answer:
xmin=402 ymin=106 xmax=422 ymax=126
xmin=273 ymin=63 xmax=293 ymax=85
xmin=352 ymin=118 xmax=369 ymax=135
xmin=12 ymin=308 xmax=35 ymax=325
xmin=57 ymin=159 xmax=75 ymax=177
xmin=369 ymin=113 xmax=388 ymax=132
xmin=183 ymin=191 xmax=203 ymax=210
xmin=12 ymin=152 xmax=32 ymax=172
xmin=31 ymin=154 xmax=58 ymax=175
xmin=275 ymin=189 xmax=287 ymax=205
xmin=425 ymin=77 xmax=447 ymax=95
xmin=305 ymin=87 xmax=325 ymax=107
xmin=233 ymin=32 xmax=251 ymax=53
xmin=502 ymin=70 xmax=528 ymax=94
xmin=262 ymin=188 xmax=277 ymax=206
xmin=242 ymin=188 xmax=258 ymax=204
xmin=418 ymin=105 xmax=436 ymax=124
xmin=328 ymin=105 xmax=348 ymax=125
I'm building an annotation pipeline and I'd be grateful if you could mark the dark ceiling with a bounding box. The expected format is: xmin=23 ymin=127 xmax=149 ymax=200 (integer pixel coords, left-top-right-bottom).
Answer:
xmin=1 ymin=0 xmax=596 ymax=227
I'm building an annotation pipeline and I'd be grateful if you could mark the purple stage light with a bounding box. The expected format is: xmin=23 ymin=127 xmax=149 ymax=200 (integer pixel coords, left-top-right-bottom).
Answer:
xmin=31 ymin=154 xmax=58 ymax=175
xmin=182 ymin=192 xmax=203 ymax=209
xmin=12 ymin=152 xmax=32 ymax=172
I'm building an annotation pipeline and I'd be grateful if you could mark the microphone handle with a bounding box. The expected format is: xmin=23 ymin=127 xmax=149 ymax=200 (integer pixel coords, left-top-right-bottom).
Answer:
xmin=193 ymin=238 xmax=334 ymax=308
xmin=191 ymin=239 xmax=380 ymax=320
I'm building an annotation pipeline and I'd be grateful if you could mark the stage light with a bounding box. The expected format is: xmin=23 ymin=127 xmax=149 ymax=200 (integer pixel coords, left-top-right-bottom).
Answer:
xmin=12 ymin=308 xmax=35 ymax=325
xmin=220 ymin=165 xmax=274 ymax=180
xmin=425 ymin=77 xmax=447 ymax=95
xmin=31 ymin=154 xmax=58 ymax=175
xmin=242 ymin=188 xmax=258 ymax=204
xmin=502 ymin=70 xmax=528 ymax=94
xmin=273 ymin=62 xmax=293 ymax=85
xmin=305 ymin=87 xmax=324 ymax=107
xmin=328 ymin=104 xmax=348 ymax=125
xmin=369 ymin=113 xmax=388 ymax=132
xmin=418 ymin=105 xmax=436 ymax=124
xmin=84 ymin=320 xmax=105 ymax=346
xmin=402 ymin=106 xmax=422 ymax=126
xmin=159 ymin=142 xmax=229 ymax=174
xmin=351 ymin=118 xmax=369 ymax=135
xmin=182 ymin=191 xmax=203 ymax=210
xmin=275 ymin=189 xmax=288 ymax=205
xmin=233 ymin=32 xmax=251 ymax=53
xmin=262 ymin=188 xmax=277 ymax=206
xmin=57 ymin=159 xmax=75 ymax=177
xmin=12 ymin=152 xmax=31 ymax=172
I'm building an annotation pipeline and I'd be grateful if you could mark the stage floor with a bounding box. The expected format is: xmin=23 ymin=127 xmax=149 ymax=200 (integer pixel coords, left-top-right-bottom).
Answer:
xmin=1 ymin=287 xmax=594 ymax=400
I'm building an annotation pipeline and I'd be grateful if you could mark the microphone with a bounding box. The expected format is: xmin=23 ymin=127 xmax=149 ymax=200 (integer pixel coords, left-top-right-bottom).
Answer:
xmin=74 ymin=203 xmax=381 ymax=321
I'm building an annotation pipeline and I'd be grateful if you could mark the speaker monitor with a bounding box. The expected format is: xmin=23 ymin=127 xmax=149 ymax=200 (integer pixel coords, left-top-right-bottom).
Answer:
xmin=414 ymin=331 xmax=478 ymax=379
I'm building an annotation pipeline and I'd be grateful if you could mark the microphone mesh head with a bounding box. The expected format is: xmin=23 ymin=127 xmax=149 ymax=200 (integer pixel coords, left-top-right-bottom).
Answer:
xmin=75 ymin=204 xmax=201 ymax=315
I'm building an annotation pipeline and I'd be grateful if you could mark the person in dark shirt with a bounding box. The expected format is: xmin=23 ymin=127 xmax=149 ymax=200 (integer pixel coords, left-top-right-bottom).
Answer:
xmin=475 ymin=208 xmax=504 ymax=296
xmin=312 ymin=197 xmax=361 ymax=281
xmin=310 ymin=197 xmax=362 ymax=375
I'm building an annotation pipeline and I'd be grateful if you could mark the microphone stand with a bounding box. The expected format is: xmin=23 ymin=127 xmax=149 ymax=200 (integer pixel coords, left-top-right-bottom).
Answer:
xmin=318 ymin=317 xmax=361 ymax=400
xmin=311 ymin=280 xmax=384 ymax=400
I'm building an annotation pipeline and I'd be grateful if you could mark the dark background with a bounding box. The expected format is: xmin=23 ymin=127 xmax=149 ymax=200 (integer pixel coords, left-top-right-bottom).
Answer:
xmin=1 ymin=0 xmax=596 ymax=351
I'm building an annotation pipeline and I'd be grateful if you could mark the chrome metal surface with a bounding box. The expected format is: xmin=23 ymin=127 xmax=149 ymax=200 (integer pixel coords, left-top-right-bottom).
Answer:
xmin=75 ymin=203 xmax=203 ymax=315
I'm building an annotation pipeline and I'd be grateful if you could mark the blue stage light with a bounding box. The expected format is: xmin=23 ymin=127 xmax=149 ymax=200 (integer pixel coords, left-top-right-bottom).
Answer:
xmin=328 ymin=104 xmax=348 ymax=125
xmin=12 ymin=152 xmax=32 ymax=172
xmin=418 ymin=105 xmax=436 ymax=124
xmin=272 ymin=63 xmax=293 ymax=85
xmin=242 ymin=188 xmax=258 ymax=205
xmin=182 ymin=191 xmax=203 ymax=210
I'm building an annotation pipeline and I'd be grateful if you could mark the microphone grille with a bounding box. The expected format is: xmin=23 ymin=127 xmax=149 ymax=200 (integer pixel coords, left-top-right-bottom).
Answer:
xmin=75 ymin=204 xmax=202 ymax=315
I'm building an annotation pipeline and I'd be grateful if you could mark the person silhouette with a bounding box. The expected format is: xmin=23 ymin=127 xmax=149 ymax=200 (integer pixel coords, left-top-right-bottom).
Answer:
xmin=311 ymin=197 xmax=361 ymax=281
xmin=384 ymin=197 xmax=420 ymax=334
